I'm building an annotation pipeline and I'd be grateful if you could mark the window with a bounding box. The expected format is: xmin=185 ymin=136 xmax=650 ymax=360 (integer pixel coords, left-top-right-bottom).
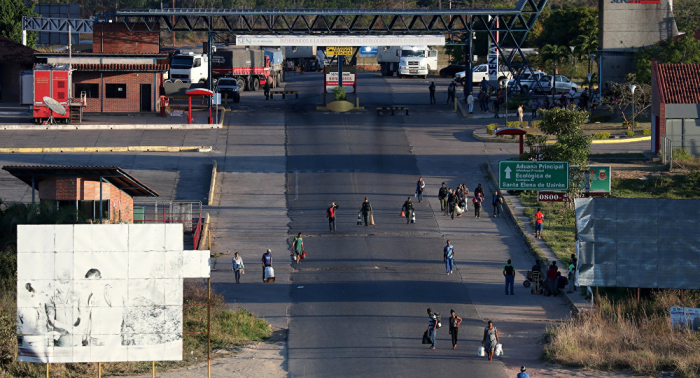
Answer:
xmin=193 ymin=58 xmax=201 ymax=68
xmin=75 ymin=83 xmax=99 ymax=98
xmin=105 ymin=84 xmax=127 ymax=99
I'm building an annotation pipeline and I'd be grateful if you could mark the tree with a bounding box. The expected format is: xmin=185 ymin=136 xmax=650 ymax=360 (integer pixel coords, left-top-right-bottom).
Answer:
xmin=540 ymin=44 xmax=570 ymax=75
xmin=603 ymin=80 xmax=651 ymax=129
xmin=674 ymin=0 xmax=700 ymax=34
xmin=535 ymin=7 xmax=597 ymax=47
xmin=573 ymin=30 xmax=598 ymax=76
xmin=524 ymin=107 xmax=591 ymax=200
xmin=0 ymin=0 xmax=38 ymax=47
xmin=633 ymin=36 xmax=700 ymax=84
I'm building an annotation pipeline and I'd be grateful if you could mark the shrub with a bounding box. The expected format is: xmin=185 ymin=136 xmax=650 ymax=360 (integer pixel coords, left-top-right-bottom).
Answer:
xmin=593 ymin=132 xmax=611 ymax=139
xmin=643 ymin=129 xmax=651 ymax=136
xmin=332 ymin=86 xmax=347 ymax=101
xmin=506 ymin=121 xmax=523 ymax=128
xmin=590 ymin=114 xmax=612 ymax=123
xmin=623 ymin=121 xmax=639 ymax=129
xmin=486 ymin=123 xmax=498 ymax=135
xmin=530 ymin=120 xmax=541 ymax=128
xmin=626 ymin=131 xmax=635 ymax=137
xmin=673 ymin=148 xmax=694 ymax=161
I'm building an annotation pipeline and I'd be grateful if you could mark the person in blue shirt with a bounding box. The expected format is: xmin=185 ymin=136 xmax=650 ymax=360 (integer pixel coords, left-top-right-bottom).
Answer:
xmin=517 ymin=366 xmax=529 ymax=378
xmin=443 ymin=240 xmax=455 ymax=275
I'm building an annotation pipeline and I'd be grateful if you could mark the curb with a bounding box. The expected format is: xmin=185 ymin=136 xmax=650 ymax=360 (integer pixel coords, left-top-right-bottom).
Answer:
xmin=208 ymin=160 xmax=218 ymax=206
xmin=0 ymin=146 xmax=212 ymax=154
xmin=472 ymin=129 xmax=519 ymax=143
xmin=198 ymin=213 xmax=210 ymax=251
xmin=0 ymin=124 xmax=222 ymax=131
xmin=473 ymin=128 xmax=652 ymax=145
xmin=591 ymin=136 xmax=650 ymax=144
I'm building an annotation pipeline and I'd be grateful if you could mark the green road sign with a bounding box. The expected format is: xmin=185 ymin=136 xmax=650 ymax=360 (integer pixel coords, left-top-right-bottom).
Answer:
xmin=499 ymin=161 xmax=569 ymax=191
xmin=582 ymin=165 xmax=611 ymax=193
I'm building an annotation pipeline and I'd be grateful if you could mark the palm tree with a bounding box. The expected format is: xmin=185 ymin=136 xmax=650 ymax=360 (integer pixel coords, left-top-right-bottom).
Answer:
xmin=573 ymin=32 xmax=599 ymax=76
xmin=540 ymin=44 xmax=570 ymax=76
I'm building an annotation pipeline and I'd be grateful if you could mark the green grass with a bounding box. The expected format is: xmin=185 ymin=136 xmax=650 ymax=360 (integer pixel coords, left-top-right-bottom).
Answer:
xmin=612 ymin=171 xmax=700 ymax=199
xmin=518 ymin=192 xmax=576 ymax=263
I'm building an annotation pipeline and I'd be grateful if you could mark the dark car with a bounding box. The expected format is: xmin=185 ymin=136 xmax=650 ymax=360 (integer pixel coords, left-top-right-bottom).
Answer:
xmin=439 ymin=63 xmax=467 ymax=78
xmin=215 ymin=78 xmax=240 ymax=103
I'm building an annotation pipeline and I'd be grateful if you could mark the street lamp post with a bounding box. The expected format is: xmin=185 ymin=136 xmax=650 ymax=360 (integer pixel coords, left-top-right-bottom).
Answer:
xmin=501 ymin=78 xmax=508 ymax=127
xmin=629 ymin=84 xmax=637 ymax=132
xmin=569 ymin=46 xmax=575 ymax=82
xmin=586 ymin=73 xmax=593 ymax=122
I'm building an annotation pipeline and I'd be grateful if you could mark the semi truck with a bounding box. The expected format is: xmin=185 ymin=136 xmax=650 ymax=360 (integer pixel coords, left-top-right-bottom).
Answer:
xmin=264 ymin=48 xmax=285 ymax=88
xmin=212 ymin=46 xmax=271 ymax=91
xmin=377 ymin=46 xmax=438 ymax=78
xmin=284 ymin=46 xmax=322 ymax=71
xmin=168 ymin=52 xmax=208 ymax=83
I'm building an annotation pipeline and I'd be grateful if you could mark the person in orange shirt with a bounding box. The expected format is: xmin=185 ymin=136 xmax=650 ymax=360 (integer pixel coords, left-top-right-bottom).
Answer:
xmin=534 ymin=208 xmax=544 ymax=239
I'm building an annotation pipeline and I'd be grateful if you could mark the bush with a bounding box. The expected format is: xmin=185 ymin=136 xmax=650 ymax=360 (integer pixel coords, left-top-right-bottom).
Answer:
xmin=593 ymin=132 xmax=611 ymax=139
xmin=626 ymin=131 xmax=635 ymax=137
xmin=332 ymin=86 xmax=347 ymax=101
xmin=486 ymin=123 xmax=498 ymax=135
xmin=506 ymin=121 xmax=523 ymax=128
xmin=590 ymin=114 xmax=612 ymax=123
xmin=530 ymin=120 xmax=541 ymax=128
xmin=643 ymin=129 xmax=651 ymax=136
xmin=623 ymin=120 xmax=639 ymax=129
xmin=673 ymin=148 xmax=694 ymax=161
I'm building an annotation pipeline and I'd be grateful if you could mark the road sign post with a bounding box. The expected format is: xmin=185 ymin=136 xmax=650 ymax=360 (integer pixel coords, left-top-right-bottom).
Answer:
xmin=499 ymin=161 xmax=569 ymax=191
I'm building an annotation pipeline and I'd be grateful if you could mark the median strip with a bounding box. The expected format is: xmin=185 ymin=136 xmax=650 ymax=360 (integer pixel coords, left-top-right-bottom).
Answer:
xmin=0 ymin=146 xmax=213 ymax=153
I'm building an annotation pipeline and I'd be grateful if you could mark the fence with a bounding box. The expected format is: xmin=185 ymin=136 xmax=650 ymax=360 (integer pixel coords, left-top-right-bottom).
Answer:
xmin=132 ymin=200 xmax=203 ymax=249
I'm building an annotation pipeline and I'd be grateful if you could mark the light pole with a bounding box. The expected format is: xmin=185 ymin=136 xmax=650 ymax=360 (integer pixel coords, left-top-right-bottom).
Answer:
xmin=629 ymin=84 xmax=637 ymax=132
xmin=501 ymin=78 xmax=508 ymax=127
xmin=569 ymin=46 xmax=575 ymax=81
xmin=586 ymin=73 xmax=593 ymax=122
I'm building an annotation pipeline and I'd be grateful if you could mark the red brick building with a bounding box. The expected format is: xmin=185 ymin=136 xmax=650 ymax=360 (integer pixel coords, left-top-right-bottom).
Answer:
xmin=93 ymin=24 xmax=160 ymax=54
xmin=2 ymin=165 xmax=158 ymax=223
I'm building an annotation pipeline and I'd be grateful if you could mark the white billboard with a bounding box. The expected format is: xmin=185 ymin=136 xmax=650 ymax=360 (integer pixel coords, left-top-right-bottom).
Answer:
xmin=235 ymin=35 xmax=446 ymax=47
xmin=16 ymin=224 xmax=210 ymax=363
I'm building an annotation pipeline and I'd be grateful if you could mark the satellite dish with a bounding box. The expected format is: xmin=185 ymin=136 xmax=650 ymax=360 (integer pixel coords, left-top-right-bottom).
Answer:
xmin=43 ymin=97 xmax=67 ymax=116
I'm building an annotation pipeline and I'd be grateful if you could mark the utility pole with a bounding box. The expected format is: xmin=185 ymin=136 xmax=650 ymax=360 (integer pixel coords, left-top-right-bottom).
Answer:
xmin=172 ymin=0 xmax=175 ymax=46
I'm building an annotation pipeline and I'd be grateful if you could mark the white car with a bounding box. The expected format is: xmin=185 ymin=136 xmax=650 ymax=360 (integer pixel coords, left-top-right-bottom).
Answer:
xmin=454 ymin=64 xmax=512 ymax=85
xmin=536 ymin=74 xmax=578 ymax=94
xmin=508 ymin=71 xmax=547 ymax=93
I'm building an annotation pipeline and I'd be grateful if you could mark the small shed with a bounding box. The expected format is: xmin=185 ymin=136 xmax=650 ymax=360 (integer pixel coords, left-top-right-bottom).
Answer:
xmin=651 ymin=62 xmax=700 ymax=157
xmin=2 ymin=165 xmax=159 ymax=223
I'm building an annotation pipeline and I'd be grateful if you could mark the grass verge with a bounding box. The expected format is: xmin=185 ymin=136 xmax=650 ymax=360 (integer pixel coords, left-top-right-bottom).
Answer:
xmin=0 ymin=280 xmax=271 ymax=378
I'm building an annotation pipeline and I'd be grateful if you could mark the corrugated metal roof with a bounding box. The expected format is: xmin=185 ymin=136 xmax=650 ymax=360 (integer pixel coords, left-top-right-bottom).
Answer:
xmin=656 ymin=63 xmax=700 ymax=104
xmin=72 ymin=63 xmax=169 ymax=72
xmin=2 ymin=165 xmax=159 ymax=197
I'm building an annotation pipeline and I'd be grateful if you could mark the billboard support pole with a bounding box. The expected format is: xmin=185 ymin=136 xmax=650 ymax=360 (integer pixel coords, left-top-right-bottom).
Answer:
xmin=208 ymin=277 xmax=211 ymax=378
xmin=152 ymin=361 xmax=155 ymax=378
xmin=98 ymin=362 xmax=102 ymax=377
xmin=46 ymin=363 xmax=49 ymax=378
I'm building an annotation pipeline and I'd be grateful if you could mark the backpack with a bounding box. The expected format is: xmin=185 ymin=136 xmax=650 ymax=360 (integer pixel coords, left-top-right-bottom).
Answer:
xmin=435 ymin=312 xmax=442 ymax=329
xmin=499 ymin=196 xmax=504 ymax=204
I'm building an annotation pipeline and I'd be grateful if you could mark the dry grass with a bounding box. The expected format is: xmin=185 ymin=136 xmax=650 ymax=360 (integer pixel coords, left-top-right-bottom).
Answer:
xmin=545 ymin=290 xmax=700 ymax=377
xmin=356 ymin=64 xmax=380 ymax=71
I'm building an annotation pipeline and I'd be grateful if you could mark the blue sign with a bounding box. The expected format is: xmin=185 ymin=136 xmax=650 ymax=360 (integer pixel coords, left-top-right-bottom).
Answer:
xmin=359 ymin=46 xmax=378 ymax=57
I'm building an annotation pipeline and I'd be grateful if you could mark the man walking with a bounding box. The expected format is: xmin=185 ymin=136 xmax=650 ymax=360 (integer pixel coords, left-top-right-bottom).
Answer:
xmin=546 ymin=261 xmax=559 ymax=296
xmin=438 ymin=182 xmax=448 ymax=214
xmin=473 ymin=192 xmax=483 ymax=218
xmin=492 ymin=191 xmax=504 ymax=217
xmin=429 ymin=82 xmax=436 ymax=104
xmin=503 ymin=259 xmax=515 ymax=295
xmin=292 ymin=233 xmax=304 ymax=264
xmin=449 ymin=189 xmax=459 ymax=219
xmin=534 ymin=208 xmax=544 ymax=239
xmin=467 ymin=92 xmax=474 ymax=114
xmin=444 ymin=240 xmax=455 ymax=275
xmin=416 ymin=176 xmax=426 ymax=202
xmin=517 ymin=104 xmax=524 ymax=127
xmin=262 ymin=249 xmax=273 ymax=282
xmin=446 ymin=82 xmax=455 ymax=104
xmin=401 ymin=197 xmax=414 ymax=224
xmin=360 ymin=197 xmax=373 ymax=226
xmin=263 ymin=79 xmax=271 ymax=100
xmin=427 ymin=308 xmax=438 ymax=350
xmin=327 ymin=202 xmax=339 ymax=232
xmin=517 ymin=366 xmax=530 ymax=378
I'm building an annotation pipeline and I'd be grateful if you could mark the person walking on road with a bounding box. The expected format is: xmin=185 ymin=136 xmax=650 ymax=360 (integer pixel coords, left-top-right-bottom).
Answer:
xmin=438 ymin=182 xmax=449 ymax=214
xmin=534 ymin=207 xmax=544 ymax=239
xmin=474 ymin=183 xmax=485 ymax=199
xmin=444 ymin=240 xmax=455 ymax=275
xmin=467 ymin=92 xmax=474 ymax=114
xmin=262 ymin=249 xmax=273 ymax=282
xmin=482 ymin=320 xmax=500 ymax=361
xmin=416 ymin=177 xmax=426 ymax=202
xmin=449 ymin=189 xmax=459 ymax=220
xmin=429 ymin=82 xmax=436 ymax=104
xmin=492 ymin=191 xmax=504 ymax=217
xmin=446 ymin=82 xmax=455 ymax=104
xmin=566 ymin=260 xmax=576 ymax=293
xmin=263 ymin=79 xmax=271 ymax=100
xmin=448 ymin=309 xmax=462 ymax=349
xmin=401 ymin=197 xmax=414 ymax=224
xmin=517 ymin=366 xmax=530 ymax=378
xmin=494 ymin=94 xmax=501 ymax=118
xmin=231 ymin=252 xmax=244 ymax=284
xmin=473 ymin=192 xmax=483 ymax=218
xmin=427 ymin=308 xmax=438 ymax=349
xmin=292 ymin=233 xmax=304 ymax=264
xmin=327 ymin=202 xmax=339 ymax=232
xmin=504 ymin=259 xmax=515 ymax=295
xmin=547 ymin=261 xmax=559 ymax=296
xmin=360 ymin=197 xmax=373 ymax=226
xmin=517 ymin=104 xmax=524 ymax=126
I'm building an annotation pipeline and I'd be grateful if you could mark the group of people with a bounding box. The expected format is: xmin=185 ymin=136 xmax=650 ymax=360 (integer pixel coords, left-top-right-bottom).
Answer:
xmin=530 ymin=254 xmax=577 ymax=297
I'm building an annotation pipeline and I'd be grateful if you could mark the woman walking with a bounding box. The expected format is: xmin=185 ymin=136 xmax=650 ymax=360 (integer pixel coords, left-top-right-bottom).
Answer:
xmin=448 ymin=309 xmax=462 ymax=349
xmin=231 ymin=252 xmax=244 ymax=284
xmin=481 ymin=320 xmax=500 ymax=361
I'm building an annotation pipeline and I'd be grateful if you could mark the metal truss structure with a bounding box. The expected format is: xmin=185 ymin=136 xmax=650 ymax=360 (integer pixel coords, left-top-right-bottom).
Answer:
xmin=93 ymin=0 xmax=547 ymax=94
xmin=22 ymin=16 xmax=94 ymax=33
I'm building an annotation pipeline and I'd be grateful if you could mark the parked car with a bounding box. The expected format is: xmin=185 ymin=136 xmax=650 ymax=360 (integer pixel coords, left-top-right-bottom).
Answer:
xmin=439 ymin=63 xmax=466 ymax=78
xmin=536 ymin=74 xmax=578 ymax=94
xmin=215 ymin=78 xmax=240 ymax=103
xmin=507 ymin=71 xmax=547 ymax=93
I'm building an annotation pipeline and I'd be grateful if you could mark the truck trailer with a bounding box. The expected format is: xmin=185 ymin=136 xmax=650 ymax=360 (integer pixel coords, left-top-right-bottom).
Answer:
xmin=284 ymin=46 xmax=321 ymax=71
xmin=212 ymin=47 xmax=270 ymax=91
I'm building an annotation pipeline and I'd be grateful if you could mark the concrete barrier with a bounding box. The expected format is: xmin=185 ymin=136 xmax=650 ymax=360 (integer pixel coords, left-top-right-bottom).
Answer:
xmin=0 ymin=146 xmax=212 ymax=154
xmin=208 ymin=160 xmax=218 ymax=206
xmin=0 ymin=124 xmax=222 ymax=131
xmin=198 ymin=213 xmax=210 ymax=251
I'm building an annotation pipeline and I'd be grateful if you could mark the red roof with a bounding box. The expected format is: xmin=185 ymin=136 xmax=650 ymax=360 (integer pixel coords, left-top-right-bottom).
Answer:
xmin=653 ymin=63 xmax=700 ymax=104
xmin=72 ymin=63 xmax=169 ymax=72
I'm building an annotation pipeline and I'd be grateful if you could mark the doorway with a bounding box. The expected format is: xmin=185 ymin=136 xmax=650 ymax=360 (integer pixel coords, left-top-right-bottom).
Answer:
xmin=140 ymin=84 xmax=151 ymax=112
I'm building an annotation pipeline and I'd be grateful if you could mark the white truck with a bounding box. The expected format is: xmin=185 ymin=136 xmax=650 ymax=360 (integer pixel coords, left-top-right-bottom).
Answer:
xmin=454 ymin=64 xmax=513 ymax=85
xmin=284 ymin=46 xmax=322 ymax=71
xmin=377 ymin=46 xmax=438 ymax=78
xmin=167 ymin=52 xmax=208 ymax=83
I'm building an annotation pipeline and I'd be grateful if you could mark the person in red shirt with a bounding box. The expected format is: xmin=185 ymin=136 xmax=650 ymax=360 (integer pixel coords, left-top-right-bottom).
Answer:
xmin=327 ymin=202 xmax=339 ymax=232
xmin=534 ymin=208 xmax=544 ymax=239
